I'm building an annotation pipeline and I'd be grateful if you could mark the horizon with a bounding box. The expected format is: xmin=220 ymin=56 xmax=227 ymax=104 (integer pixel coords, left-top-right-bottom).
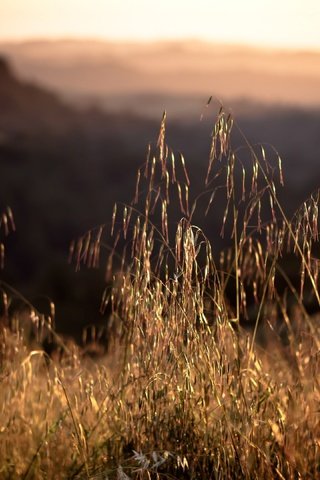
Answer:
xmin=1 ymin=35 xmax=320 ymax=112
xmin=1 ymin=36 xmax=320 ymax=55
xmin=1 ymin=0 xmax=319 ymax=51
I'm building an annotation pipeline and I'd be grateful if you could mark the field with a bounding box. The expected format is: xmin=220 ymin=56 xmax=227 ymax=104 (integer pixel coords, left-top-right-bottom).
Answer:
xmin=1 ymin=107 xmax=320 ymax=479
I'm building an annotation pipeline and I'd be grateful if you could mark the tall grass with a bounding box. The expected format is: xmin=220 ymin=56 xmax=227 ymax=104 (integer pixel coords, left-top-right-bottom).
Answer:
xmin=0 ymin=206 xmax=15 ymax=270
xmin=1 ymin=106 xmax=320 ymax=479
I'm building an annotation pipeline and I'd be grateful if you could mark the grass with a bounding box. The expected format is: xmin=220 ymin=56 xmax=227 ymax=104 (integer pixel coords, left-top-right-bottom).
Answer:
xmin=1 ymin=105 xmax=320 ymax=479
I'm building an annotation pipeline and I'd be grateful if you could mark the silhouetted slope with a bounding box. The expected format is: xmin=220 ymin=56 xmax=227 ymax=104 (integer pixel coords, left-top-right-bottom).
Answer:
xmin=0 ymin=56 xmax=320 ymax=338
xmin=0 ymin=56 xmax=76 ymax=133
xmin=1 ymin=40 xmax=320 ymax=112
xmin=0 ymin=58 xmax=157 ymax=337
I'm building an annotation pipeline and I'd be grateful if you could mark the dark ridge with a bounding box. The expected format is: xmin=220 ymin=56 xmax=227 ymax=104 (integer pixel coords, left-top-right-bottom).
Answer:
xmin=0 ymin=55 xmax=75 ymax=132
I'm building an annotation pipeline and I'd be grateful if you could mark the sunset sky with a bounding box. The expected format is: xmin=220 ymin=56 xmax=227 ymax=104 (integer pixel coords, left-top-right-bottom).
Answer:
xmin=0 ymin=0 xmax=319 ymax=50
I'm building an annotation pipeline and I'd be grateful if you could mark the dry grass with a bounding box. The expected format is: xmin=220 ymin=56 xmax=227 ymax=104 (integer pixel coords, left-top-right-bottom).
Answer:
xmin=1 ymin=105 xmax=320 ymax=479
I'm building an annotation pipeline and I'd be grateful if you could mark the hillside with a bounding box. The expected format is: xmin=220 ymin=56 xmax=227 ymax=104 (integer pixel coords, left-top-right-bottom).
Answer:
xmin=1 ymin=40 xmax=320 ymax=117
xmin=0 ymin=56 xmax=76 ymax=133
xmin=0 ymin=55 xmax=320 ymax=338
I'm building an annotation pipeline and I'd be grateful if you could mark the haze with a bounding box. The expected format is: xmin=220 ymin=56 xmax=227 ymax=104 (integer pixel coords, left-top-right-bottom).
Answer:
xmin=1 ymin=40 xmax=320 ymax=116
xmin=1 ymin=0 xmax=320 ymax=50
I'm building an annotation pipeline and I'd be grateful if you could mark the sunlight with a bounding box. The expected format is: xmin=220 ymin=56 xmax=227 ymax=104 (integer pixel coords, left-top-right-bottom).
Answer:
xmin=0 ymin=0 xmax=319 ymax=49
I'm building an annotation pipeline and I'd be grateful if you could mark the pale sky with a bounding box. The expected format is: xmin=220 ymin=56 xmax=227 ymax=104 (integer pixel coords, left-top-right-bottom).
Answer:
xmin=0 ymin=0 xmax=319 ymax=50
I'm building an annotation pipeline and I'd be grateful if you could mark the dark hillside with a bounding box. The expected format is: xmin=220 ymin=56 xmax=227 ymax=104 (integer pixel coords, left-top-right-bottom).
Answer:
xmin=0 ymin=57 xmax=154 ymax=337
xmin=0 ymin=56 xmax=76 ymax=133
xmin=1 ymin=56 xmax=320 ymax=339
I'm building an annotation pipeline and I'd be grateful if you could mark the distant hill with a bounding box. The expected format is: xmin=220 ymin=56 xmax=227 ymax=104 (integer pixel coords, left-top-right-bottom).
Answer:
xmin=0 ymin=55 xmax=75 ymax=133
xmin=0 ymin=57 xmax=160 ymax=336
xmin=0 ymin=54 xmax=320 ymax=338
xmin=0 ymin=40 xmax=320 ymax=118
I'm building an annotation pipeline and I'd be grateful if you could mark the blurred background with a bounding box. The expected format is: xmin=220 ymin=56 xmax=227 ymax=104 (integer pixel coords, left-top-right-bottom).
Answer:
xmin=0 ymin=0 xmax=320 ymax=338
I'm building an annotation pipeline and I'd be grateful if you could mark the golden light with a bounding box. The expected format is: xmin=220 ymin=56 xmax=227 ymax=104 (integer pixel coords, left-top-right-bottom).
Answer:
xmin=0 ymin=0 xmax=319 ymax=50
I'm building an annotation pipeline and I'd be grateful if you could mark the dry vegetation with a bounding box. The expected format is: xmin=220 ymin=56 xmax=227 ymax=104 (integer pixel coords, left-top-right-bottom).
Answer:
xmin=1 ymin=106 xmax=320 ymax=479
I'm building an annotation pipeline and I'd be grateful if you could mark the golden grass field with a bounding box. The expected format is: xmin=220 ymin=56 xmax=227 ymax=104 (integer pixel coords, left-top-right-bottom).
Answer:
xmin=1 ymin=106 xmax=320 ymax=479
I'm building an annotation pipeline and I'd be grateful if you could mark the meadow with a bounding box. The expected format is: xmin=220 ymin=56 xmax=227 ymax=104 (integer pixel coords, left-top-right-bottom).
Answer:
xmin=0 ymin=106 xmax=319 ymax=479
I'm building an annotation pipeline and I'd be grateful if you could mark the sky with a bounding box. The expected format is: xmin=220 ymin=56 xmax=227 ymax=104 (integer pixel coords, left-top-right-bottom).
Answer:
xmin=0 ymin=0 xmax=319 ymax=50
